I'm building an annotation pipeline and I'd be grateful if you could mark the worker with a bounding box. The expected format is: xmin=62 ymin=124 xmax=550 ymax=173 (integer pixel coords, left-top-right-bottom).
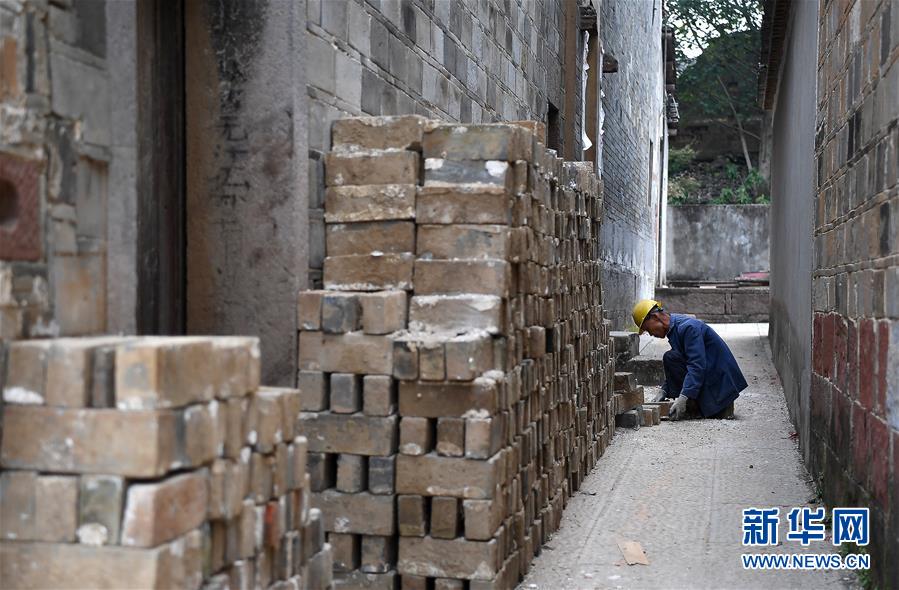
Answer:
xmin=631 ymin=299 xmax=747 ymax=420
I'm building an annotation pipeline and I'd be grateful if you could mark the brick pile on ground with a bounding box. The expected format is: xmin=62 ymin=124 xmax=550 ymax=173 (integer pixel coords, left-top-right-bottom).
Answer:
xmin=0 ymin=336 xmax=333 ymax=590
xmin=296 ymin=115 xmax=616 ymax=590
xmin=612 ymin=371 xmax=674 ymax=428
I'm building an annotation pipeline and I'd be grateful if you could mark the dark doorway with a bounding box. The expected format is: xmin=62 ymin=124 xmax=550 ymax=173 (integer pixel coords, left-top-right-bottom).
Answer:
xmin=135 ymin=0 xmax=186 ymax=335
xmin=547 ymin=103 xmax=561 ymax=153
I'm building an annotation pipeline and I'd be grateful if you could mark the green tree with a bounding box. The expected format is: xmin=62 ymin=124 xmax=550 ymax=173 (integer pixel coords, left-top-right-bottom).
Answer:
xmin=667 ymin=0 xmax=763 ymax=169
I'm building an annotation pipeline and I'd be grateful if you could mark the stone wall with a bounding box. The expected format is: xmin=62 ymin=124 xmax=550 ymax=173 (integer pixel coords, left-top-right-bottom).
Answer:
xmin=809 ymin=0 xmax=899 ymax=584
xmin=296 ymin=115 xmax=616 ymax=589
xmin=303 ymin=0 xmax=584 ymax=294
xmin=666 ymin=204 xmax=769 ymax=282
xmin=0 ymin=335 xmax=333 ymax=589
xmin=597 ymin=0 xmax=666 ymax=328
xmin=0 ymin=0 xmax=112 ymax=340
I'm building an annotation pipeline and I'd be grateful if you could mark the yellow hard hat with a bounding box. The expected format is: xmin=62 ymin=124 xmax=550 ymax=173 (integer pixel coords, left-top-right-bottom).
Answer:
xmin=632 ymin=299 xmax=662 ymax=330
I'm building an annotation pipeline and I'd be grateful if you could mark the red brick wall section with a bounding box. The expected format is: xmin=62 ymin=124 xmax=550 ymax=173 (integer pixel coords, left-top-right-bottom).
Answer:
xmin=811 ymin=0 xmax=899 ymax=586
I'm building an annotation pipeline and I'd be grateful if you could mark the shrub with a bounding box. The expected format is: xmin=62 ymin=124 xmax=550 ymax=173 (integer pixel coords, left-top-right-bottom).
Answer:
xmin=668 ymin=146 xmax=696 ymax=175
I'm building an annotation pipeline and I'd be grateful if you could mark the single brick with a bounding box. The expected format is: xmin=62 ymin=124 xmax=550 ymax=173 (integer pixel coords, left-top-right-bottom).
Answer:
xmin=368 ymin=455 xmax=396 ymax=495
xmin=311 ymin=490 xmax=395 ymax=535
xmin=395 ymin=454 xmax=500 ymax=499
xmin=326 ymin=220 xmax=415 ymax=256
xmin=298 ymin=291 xmax=324 ymax=331
xmin=392 ymin=337 xmax=419 ymax=380
xmin=336 ymin=454 xmax=368 ymax=493
xmin=429 ymin=496 xmax=460 ymax=539
xmin=408 ymin=295 xmax=504 ymax=334
xmin=114 ymin=337 xmax=216 ymax=410
xmin=78 ymin=475 xmax=124 ymax=545
xmin=299 ymin=331 xmax=395 ymax=375
xmin=416 ymin=184 xmax=512 ymax=225
xmin=329 ymin=373 xmax=363 ymax=414
xmin=360 ymin=535 xmax=396 ymax=573
xmin=321 ymin=292 xmax=362 ymax=334
xmin=332 ymin=115 xmax=428 ymax=150
xmin=397 ymin=536 xmax=498 ymax=580
xmin=359 ymin=291 xmax=408 ymax=334
xmin=444 ymin=332 xmax=494 ymax=381
xmin=297 ymin=370 xmax=330 ymax=411
xmin=323 ymin=253 xmax=415 ymax=291
xmin=325 ymin=150 xmax=419 ymax=186
xmin=416 ymin=224 xmax=510 ymax=260
xmin=0 ymin=470 xmax=36 ymax=540
xmin=362 ymin=375 xmax=396 ymax=416
xmin=1 ymin=406 xmax=181 ymax=478
xmin=464 ymin=416 xmax=504 ymax=460
xmin=418 ymin=340 xmax=446 ymax=381
xmin=462 ymin=498 xmax=504 ymax=541
xmin=398 ymin=378 xmax=499 ymax=418
xmin=324 ymin=184 xmax=416 ymax=223
xmin=399 ymin=416 xmax=434 ymax=456
xmin=120 ymin=472 xmax=208 ymax=547
xmin=298 ymin=412 xmax=398 ymax=456
xmin=423 ymin=159 xmax=512 ymax=188
xmin=422 ymin=124 xmax=531 ymax=161
xmin=35 ymin=475 xmax=78 ymax=542
xmin=329 ymin=532 xmax=360 ymax=572
xmin=435 ymin=417 xmax=465 ymax=457
xmin=397 ymin=495 xmax=428 ymax=537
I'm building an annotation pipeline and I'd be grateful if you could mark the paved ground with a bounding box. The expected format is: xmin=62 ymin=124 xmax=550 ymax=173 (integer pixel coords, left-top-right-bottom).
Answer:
xmin=520 ymin=324 xmax=858 ymax=590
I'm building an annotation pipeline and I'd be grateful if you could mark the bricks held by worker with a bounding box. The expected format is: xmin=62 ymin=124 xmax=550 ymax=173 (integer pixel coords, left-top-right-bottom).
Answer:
xmin=632 ymin=299 xmax=748 ymax=421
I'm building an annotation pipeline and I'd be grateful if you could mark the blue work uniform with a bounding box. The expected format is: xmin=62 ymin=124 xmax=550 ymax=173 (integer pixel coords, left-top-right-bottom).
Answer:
xmin=662 ymin=314 xmax=747 ymax=417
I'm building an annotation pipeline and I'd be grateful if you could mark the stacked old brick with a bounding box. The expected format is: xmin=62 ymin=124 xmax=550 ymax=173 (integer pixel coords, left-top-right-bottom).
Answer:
xmin=0 ymin=336 xmax=333 ymax=590
xmin=296 ymin=115 xmax=616 ymax=590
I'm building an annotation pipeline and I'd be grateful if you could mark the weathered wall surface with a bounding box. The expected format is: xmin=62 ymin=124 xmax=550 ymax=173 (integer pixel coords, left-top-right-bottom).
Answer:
xmin=304 ymin=0 xmax=581 ymax=291
xmin=666 ymin=204 xmax=769 ymax=281
xmin=809 ymin=0 xmax=898 ymax=584
xmin=598 ymin=0 xmax=666 ymax=328
xmin=185 ymin=0 xmax=309 ymax=385
xmin=767 ymin=0 xmax=816 ymax=478
xmin=0 ymin=0 xmax=112 ymax=340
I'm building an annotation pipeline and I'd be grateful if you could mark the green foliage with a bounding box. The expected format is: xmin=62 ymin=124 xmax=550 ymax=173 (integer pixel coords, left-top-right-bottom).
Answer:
xmin=668 ymin=175 xmax=700 ymax=204
xmin=837 ymin=544 xmax=876 ymax=590
xmin=667 ymin=0 xmax=764 ymax=143
xmin=676 ymin=30 xmax=763 ymax=123
xmin=667 ymin=0 xmax=763 ymax=62
xmin=668 ymin=146 xmax=696 ymax=175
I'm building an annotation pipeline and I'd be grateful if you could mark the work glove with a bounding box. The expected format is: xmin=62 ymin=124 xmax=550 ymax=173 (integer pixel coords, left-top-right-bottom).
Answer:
xmin=668 ymin=394 xmax=689 ymax=421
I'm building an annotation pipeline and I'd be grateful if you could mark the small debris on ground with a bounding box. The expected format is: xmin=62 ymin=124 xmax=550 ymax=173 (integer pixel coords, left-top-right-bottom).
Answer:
xmin=617 ymin=540 xmax=650 ymax=565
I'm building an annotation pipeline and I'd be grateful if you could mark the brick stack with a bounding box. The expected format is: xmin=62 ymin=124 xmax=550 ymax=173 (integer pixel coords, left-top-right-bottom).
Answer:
xmin=297 ymin=115 xmax=616 ymax=590
xmin=0 ymin=336 xmax=333 ymax=590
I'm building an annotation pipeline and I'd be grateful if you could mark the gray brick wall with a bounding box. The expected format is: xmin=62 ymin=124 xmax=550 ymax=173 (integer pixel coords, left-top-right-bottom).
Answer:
xmin=598 ymin=0 xmax=666 ymax=329
xmin=305 ymin=0 xmax=575 ymax=286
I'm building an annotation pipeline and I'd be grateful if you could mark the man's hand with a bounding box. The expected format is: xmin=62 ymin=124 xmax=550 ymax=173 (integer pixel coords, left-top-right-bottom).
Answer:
xmin=668 ymin=394 xmax=689 ymax=421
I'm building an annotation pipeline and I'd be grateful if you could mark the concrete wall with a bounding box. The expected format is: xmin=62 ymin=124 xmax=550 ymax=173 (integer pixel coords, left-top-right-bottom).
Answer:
xmin=666 ymin=204 xmax=769 ymax=282
xmin=185 ymin=0 xmax=309 ymax=386
xmin=769 ymin=0 xmax=899 ymax=584
xmin=767 ymin=0 xmax=816 ymax=480
xmin=598 ymin=0 xmax=666 ymax=328
xmin=0 ymin=0 xmax=112 ymax=340
xmin=304 ymin=0 xmax=585 ymax=290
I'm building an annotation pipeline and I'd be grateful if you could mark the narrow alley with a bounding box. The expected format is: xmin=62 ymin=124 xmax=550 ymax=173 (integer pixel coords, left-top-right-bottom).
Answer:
xmin=0 ymin=0 xmax=897 ymax=589
xmin=522 ymin=324 xmax=854 ymax=589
